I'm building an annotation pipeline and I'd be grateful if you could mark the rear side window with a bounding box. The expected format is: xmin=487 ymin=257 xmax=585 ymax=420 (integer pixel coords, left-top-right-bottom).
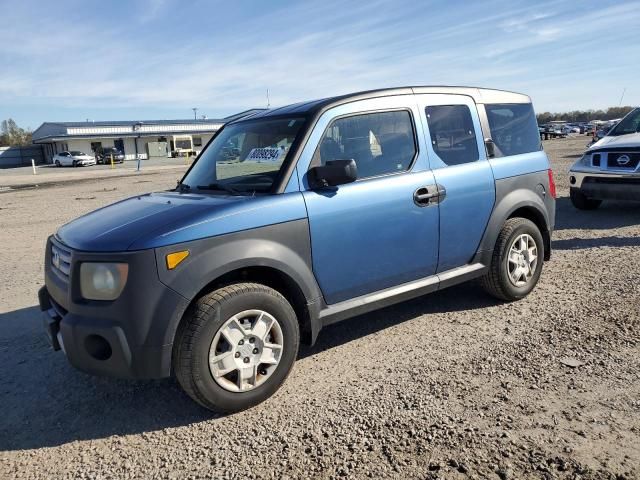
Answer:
xmin=313 ymin=110 xmax=416 ymax=179
xmin=485 ymin=103 xmax=540 ymax=157
xmin=425 ymin=105 xmax=479 ymax=166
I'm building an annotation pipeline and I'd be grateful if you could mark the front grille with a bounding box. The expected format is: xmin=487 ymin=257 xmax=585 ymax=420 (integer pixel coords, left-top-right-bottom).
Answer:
xmin=51 ymin=242 xmax=72 ymax=281
xmin=584 ymin=177 xmax=640 ymax=185
xmin=607 ymin=152 xmax=640 ymax=169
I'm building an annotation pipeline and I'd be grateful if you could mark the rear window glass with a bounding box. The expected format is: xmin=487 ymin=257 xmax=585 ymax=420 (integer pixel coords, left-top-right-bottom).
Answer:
xmin=485 ymin=103 xmax=540 ymax=157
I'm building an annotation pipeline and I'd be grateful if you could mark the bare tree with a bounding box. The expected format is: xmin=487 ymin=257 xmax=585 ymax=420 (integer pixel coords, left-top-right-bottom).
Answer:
xmin=0 ymin=119 xmax=33 ymax=146
xmin=537 ymin=106 xmax=635 ymax=124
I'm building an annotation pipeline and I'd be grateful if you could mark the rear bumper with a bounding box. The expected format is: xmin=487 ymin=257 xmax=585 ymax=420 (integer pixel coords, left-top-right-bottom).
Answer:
xmin=40 ymin=237 xmax=190 ymax=379
xmin=569 ymin=171 xmax=640 ymax=201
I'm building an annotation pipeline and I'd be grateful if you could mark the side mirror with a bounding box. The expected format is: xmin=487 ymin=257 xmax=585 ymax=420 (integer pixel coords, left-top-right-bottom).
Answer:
xmin=309 ymin=159 xmax=358 ymax=188
xmin=484 ymin=138 xmax=496 ymax=159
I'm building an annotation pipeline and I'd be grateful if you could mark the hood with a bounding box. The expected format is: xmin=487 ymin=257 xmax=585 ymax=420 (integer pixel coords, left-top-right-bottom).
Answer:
xmin=588 ymin=132 xmax=640 ymax=151
xmin=56 ymin=191 xmax=306 ymax=252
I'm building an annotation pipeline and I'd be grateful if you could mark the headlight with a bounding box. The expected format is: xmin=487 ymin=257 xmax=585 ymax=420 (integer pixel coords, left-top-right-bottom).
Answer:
xmin=80 ymin=263 xmax=129 ymax=300
xmin=578 ymin=154 xmax=592 ymax=166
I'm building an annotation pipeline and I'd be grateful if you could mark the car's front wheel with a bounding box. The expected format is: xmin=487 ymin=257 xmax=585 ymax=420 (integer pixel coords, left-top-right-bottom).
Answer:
xmin=173 ymin=283 xmax=299 ymax=412
xmin=570 ymin=187 xmax=602 ymax=210
xmin=55 ymin=160 xmax=61 ymax=167
xmin=480 ymin=217 xmax=544 ymax=302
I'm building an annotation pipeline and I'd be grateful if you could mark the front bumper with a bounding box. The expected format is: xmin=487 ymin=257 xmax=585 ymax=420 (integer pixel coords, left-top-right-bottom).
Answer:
xmin=39 ymin=236 xmax=190 ymax=379
xmin=74 ymin=159 xmax=96 ymax=166
xmin=569 ymin=171 xmax=640 ymax=201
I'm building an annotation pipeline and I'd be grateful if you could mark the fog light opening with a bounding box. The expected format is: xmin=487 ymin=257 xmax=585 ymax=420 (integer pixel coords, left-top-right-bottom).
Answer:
xmin=85 ymin=334 xmax=112 ymax=361
xmin=569 ymin=176 xmax=576 ymax=185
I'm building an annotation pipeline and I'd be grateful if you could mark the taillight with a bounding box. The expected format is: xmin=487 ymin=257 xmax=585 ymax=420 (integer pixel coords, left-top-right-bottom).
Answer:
xmin=547 ymin=169 xmax=557 ymax=199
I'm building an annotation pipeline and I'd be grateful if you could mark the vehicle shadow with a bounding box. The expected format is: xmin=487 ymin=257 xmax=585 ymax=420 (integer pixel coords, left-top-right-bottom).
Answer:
xmin=300 ymin=285 xmax=497 ymax=360
xmin=554 ymin=196 xmax=640 ymax=231
xmin=0 ymin=285 xmax=497 ymax=451
xmin=552 ymin=235 xmax=640 ymax=250
xmin=0 ymin=306 xmax=213 ymax=452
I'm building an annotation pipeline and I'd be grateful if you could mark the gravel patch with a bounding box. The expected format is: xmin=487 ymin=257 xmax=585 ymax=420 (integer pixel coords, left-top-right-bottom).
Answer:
xmin=1 ymin=135 xmax=638 ymax=479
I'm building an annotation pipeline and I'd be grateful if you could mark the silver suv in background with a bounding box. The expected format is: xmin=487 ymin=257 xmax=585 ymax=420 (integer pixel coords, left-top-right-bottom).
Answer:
xmin=569 ymin=107 xmax=640 ymax=209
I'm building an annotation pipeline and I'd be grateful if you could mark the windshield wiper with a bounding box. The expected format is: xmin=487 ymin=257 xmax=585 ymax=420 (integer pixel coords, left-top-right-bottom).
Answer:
xmin=196 ymin=182 xmax=246 ymax=195
xmin=176 ymin=182 xmax=191 ymax=193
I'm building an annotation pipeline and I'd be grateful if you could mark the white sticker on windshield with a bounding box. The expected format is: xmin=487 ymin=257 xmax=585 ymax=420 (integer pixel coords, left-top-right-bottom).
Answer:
xmin=245 ymin=147 xmax=283 ymax=162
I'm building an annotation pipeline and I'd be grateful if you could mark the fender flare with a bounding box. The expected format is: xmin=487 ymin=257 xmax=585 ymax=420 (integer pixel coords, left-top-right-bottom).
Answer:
xmin=475 ymin=184 xmax=551 ymax=262
xmin=154 ymin=221 xmax=324 ymax=346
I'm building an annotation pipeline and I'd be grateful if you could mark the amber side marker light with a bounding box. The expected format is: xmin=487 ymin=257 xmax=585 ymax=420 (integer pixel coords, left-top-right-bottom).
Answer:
xmin=166 ymin=250 xmax=190 ymax=270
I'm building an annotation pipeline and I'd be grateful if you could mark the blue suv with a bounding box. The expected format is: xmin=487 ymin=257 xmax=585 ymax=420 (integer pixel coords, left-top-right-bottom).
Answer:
xmin=39 ymin=87 xmax=556 ymax=411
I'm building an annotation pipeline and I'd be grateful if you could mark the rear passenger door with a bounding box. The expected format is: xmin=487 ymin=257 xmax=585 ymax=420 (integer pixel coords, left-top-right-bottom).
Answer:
xmin=415 ymin=95 xmax=496 ymax=272
xmin=297 ymin=96 xmax=440 ymax=305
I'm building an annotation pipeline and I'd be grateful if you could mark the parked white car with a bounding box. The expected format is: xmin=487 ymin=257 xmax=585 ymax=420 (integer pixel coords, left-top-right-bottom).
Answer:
xmin=53 ymin=151 xmax=96 ymax=167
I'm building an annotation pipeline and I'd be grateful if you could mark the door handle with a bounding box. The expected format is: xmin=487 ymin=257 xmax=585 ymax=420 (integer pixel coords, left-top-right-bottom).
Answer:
xmin=413 ymin=185 xmax=446 ymax=207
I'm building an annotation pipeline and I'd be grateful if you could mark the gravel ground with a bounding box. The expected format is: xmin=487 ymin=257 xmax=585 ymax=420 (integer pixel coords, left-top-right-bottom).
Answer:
xmin=1 ymin=136 xmax=639 ymax=479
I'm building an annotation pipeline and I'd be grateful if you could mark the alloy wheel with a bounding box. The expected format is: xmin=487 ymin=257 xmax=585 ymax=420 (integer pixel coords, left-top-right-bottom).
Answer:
xmin=209 ymin=309 xmax=284 ymax=393
xmin=507 ymin=234 xmax=538 ymax=287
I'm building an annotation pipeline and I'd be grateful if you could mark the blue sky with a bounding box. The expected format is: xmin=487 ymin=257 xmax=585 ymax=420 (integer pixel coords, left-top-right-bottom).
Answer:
xmin=0 ymin=0 xmax=639 ymax=128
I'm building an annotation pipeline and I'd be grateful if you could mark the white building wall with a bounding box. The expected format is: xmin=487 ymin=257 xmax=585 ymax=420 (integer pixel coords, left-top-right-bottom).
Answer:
xmin=48 ymin=131 xmax=218 ymax=162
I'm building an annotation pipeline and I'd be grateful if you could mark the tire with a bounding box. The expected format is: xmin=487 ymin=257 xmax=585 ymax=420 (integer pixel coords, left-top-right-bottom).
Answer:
xmin=55 ymin=160 xmax=60 ymax=167
xmin=570 ymin=188 xmax=602 ymax=210
xmin=72 ymin=160 xmax=77 ymax=167
xmin=173 ymin=283 xmax=299 ymax=412
xmin=480 ymin=217 xmax=544 ymax=302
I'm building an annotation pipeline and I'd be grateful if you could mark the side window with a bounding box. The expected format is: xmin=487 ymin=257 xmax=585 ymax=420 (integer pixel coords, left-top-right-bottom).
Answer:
xmin=312 ymin=110 xmax=416 ymax=179
xmin=485 ymin=103 xmax=540 ymax=157
xmin=425 ymin=105 xmax=479 ymax=166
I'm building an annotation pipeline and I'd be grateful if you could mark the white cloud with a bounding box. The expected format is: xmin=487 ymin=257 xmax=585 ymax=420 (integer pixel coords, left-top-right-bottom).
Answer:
xmin=0 ymin=0 xmax=638 ymax=119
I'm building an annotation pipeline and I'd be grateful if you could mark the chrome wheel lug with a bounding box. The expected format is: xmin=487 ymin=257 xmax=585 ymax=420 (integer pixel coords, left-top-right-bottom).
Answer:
xmin=243 ymin=357 xmax=250 ymax=364
xmin=234 ymin=352 xmax=241 ymax=358
xmin=252 ymin=348 xmax=259 ymax=354
xmin=249 ymin=337 xmax=255 ymax=344
xmin=238 ymin=339 xmax=244 ymax=346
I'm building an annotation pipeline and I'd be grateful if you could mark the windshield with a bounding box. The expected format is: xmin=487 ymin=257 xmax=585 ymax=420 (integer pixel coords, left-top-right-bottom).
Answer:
xmin=608 ymin=108 xmax=640 ymax=136
xmin=70 ymin=151 xmax=86 ymax=156
xmin=181 ymin=116 xmax=306 ymax=194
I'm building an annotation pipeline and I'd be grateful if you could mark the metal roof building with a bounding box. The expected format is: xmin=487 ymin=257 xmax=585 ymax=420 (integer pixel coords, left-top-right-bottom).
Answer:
xmin=32 ymin=109 xmax=265 ymax=163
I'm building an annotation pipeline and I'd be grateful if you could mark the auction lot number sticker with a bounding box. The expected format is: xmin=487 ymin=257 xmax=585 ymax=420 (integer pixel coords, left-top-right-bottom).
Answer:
xmin=245 ymin=147 xmax=283 ymax=162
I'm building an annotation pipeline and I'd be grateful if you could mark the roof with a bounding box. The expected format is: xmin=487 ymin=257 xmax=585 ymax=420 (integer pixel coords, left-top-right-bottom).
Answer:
xmin=32 ymin=110 xmax=267 ymax=143
xmin=238 ymin=86 xmax=531 ymax=122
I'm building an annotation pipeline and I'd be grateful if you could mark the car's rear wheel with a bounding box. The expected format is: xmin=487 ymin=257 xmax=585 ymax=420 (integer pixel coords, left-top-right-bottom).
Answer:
xmin=173 ymin=283 xmax=299 ymax=412
xmin=570 ymin=187 xmax=602 ymax=210
xmin=72 ymin=160 xmax=77 ymax=167
xmin=480 ymin=217 xmax=544 ymax=302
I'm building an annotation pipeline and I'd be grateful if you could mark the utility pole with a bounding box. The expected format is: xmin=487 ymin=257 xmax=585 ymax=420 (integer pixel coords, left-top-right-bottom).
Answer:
xmin=192 ymin=107 xmax=198 ymax=120
xmin=266 ymin=89 xmax=270 ymax=108
xmin=618 ymin=88 xmax=627 ymax=106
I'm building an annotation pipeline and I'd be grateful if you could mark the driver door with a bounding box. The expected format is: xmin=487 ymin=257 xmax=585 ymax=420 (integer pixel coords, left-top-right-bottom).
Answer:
xmin=297 ymin=96 xmax=440 ymax=305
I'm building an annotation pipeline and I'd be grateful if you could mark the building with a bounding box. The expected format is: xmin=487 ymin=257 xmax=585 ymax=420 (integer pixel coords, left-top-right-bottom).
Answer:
xmin=31 ymin=109 xmax=264 ymax=163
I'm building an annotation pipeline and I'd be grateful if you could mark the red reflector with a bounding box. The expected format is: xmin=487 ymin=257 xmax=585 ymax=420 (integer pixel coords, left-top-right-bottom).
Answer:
xmin=547 ymin=169 xmax=557 ymax=198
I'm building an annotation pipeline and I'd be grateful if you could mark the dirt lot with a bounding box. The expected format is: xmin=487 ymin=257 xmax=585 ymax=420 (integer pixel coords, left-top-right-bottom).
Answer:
xmin=1 ymin=136 xmax=639 ymax=479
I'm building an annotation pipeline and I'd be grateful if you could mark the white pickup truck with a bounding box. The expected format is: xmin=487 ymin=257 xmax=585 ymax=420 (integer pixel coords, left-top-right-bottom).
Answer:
xmin=569 ymin=107 xmax=640 ymax=209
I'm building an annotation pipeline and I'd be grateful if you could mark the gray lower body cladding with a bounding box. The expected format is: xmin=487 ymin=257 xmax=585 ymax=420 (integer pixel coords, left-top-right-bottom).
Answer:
xmin=474 ymin=170 xmax=555 ymax=264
